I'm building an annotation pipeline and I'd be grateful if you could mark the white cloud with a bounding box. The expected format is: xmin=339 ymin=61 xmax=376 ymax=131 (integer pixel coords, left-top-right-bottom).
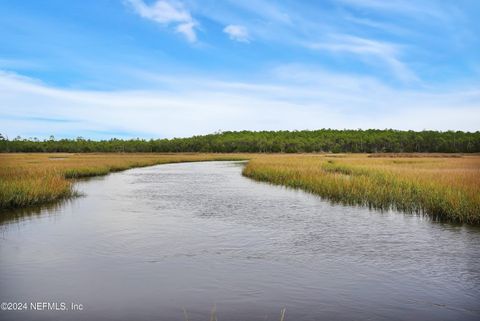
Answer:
xmin=175 ymin=22 xmax=196 ymax=43
xmin=223 ymin=25 xmax=250 ymax=43
xmin=127 ymin=0 xmax=198 ymax=42
xmin=307 ymin=35 xmax=417 ymax=83
xmin=1 ymin=69 xmax=479 ymax=139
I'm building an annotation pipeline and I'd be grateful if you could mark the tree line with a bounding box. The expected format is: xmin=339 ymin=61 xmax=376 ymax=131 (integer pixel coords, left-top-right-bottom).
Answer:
xmin=0 ymin=130 xmax=479 ymax=153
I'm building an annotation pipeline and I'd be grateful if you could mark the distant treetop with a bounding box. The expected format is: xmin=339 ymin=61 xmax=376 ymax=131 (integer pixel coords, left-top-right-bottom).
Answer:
xmin=1 ymin=129 xmax=479 ymax=153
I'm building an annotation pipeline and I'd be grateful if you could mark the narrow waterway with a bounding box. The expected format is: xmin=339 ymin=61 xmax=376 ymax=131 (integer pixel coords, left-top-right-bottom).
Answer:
xmin=1 ymin=161 xmax=479 ymax=321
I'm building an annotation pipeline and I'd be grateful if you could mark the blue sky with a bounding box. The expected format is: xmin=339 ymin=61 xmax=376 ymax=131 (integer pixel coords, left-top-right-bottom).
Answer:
xmin=1 ymin=0 xmax=479 ymax=139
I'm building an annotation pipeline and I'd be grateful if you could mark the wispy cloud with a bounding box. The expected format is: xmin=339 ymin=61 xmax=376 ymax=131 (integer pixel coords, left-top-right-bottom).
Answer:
xmin=126 ymin=0 xmax=198 ymax=42
xmin=1 ymin=1 xmax=478 ymax=139
xmin=342 ymin=15 xmax=411 ymax=36
xmin=223 ymin=25 xmax=250 ymax=43
xmin=224 ymin=0 xmax=291 ymax=24
xmin=1 ymin=69 xmax=478 ymax=139
xmin=307 ymin=35 xmax=417 ymax=83
xmin=337 ymin=0 xmax=448 ymax=20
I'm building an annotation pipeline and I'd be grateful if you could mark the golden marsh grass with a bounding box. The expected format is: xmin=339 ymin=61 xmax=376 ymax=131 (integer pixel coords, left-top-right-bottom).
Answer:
xmin=1 ymin=153 xmax=479 ymax=224
xmin=243 ymin=154 xmax=480 ymax=224
xmin=0 ymin=153 xmax=249 ymax=209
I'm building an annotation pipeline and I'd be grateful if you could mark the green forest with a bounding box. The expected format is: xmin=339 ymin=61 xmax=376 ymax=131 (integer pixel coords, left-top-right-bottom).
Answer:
xmin=1 ymin=130 xmax=479 ymax=153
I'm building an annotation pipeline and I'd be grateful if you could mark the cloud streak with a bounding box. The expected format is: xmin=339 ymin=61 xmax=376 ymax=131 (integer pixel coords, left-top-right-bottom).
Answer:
xmin=307 ymin=35 xmax=417 ymax=82
xmin=337 ymin=0 xmax=449 ymax=20
xmin=1 ymin=69 xmax=478 ymax=139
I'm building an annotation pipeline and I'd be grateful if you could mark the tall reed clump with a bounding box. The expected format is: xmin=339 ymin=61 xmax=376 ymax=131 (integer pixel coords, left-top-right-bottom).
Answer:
xmin=0 ymin=153 xmax=249 ymax=209
xmin=0 ymin=168 xmax=73 ymax=208
xmin=242 ymin=155 xmax=480 ymax=224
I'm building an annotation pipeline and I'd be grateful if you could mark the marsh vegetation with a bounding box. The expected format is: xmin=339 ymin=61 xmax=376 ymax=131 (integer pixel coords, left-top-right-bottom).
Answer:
xmin=1 ymin=153 xmax=479 ymax=224
xmin=2 ymin=160 xmax=479 ymax=320
xmin=0 ymin=153 xmax=248 ymax=209
xmin=243 ymin=154 xmax=480 ymax=224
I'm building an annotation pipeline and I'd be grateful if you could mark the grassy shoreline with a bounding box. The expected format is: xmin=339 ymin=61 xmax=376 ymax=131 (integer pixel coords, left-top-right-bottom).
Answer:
xmin=1 ymin=153 xmax=479 ymax=224
xmin=243 ymin=154 xmax=480 ymax=224
xmin=0 ymin=153 xmax=250 ymax=209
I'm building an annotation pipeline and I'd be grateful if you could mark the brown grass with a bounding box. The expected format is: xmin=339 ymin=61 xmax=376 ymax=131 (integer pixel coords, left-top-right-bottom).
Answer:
xmin=243 ymin=154 xmax=480 ymax=224
xmin=2 ymin=153 xmax=479 ymax=224
xmin=0 ymin=153 xmax=249 ymax=209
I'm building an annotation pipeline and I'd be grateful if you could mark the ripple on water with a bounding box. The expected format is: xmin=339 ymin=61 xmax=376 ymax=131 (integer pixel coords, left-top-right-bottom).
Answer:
xmin=0 ymin=161 xmax=479 ymax=321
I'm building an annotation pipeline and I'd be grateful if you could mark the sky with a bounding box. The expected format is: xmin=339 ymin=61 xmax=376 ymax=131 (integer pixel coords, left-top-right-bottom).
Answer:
xmin=1 ymin=0 xmax=479 ymax=139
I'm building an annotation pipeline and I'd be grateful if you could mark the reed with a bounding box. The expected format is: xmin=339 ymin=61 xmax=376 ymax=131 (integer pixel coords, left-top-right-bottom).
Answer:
xmin=2 ymin=153 xmax=479 ymax=224
xmin=242 ymin=154 xmax=480 ymax=224
xmin=0 ymin=153 xmax=248 ymax=209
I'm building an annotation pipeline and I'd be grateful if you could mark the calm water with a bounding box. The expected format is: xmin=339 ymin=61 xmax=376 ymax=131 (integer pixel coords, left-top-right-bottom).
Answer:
xmin=1 ymin=161 xmax=479 ymax=321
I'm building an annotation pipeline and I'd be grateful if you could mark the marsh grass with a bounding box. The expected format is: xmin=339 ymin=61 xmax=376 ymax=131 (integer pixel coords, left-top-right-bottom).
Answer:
xmin=2 ymin=153 xmax=479 ymax=224
xmin=243 ymin=154 xmax=480 ymax=224
xmin=0 ymin=153 xmax=248 ymax=209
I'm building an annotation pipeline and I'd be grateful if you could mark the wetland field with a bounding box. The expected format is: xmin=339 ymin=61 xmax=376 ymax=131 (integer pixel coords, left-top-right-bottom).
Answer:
xmin=1 ymin=153 xmax=479 ymax=224
xmin=1 ymin=153 xmax=480 ymax=321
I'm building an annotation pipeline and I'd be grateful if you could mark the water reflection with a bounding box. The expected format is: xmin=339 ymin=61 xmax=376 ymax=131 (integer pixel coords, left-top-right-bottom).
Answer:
xmin=0 ymin=200 xmax=68 ymax=226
